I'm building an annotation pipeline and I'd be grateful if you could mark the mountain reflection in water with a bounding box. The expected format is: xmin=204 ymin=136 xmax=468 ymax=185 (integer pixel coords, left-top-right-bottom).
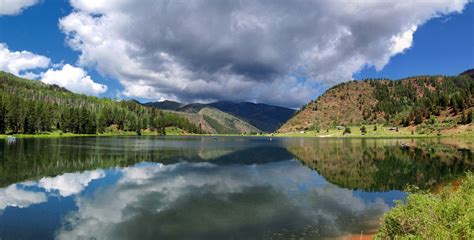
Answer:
xmin=0 ymin=136 xmax=472 ymax=239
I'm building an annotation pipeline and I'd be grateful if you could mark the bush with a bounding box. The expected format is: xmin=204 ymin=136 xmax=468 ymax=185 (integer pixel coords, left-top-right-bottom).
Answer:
xmin=309 ymin=124 xmax=321 ymax=132
xmin=414 ymin=114 xmax=423 ymax=124
xmin=360 ymin=126 xmax=367 ymax=134
xmin=376 ymin=173 xmax=474 ymax=239
xmin=343 ymin=127 xmax=351 ymax=135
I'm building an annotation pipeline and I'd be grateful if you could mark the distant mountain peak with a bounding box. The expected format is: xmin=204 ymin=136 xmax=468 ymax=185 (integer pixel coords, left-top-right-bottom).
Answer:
xmin=144 ymin=99 xmax=295 ymax=132
xmin=460 ymin=68 xmax=474 ymax=78
xmin=144 ymin=100 xmax=184 ymax=111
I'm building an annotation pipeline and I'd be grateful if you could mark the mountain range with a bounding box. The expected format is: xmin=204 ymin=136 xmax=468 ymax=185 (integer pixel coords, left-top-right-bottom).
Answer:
xmin=144 ymin=100 xmax=295 ymax=133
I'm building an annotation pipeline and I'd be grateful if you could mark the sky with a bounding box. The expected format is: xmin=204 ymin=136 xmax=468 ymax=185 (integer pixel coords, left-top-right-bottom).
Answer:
xmin=0 ymin=0 xmax=473 ymax=108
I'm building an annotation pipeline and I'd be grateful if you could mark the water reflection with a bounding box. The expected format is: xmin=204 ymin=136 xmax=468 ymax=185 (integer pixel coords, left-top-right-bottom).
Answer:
xmin=0 ymin=136 xmax=472 ymax=239
xmin=1 ymin=161 xmax=395 ymax=239
xmin=284 ymin=138 xmax=474 ymax=191
xmin=0 ymin=137 xmax=292 ymax=187
xmin=0 ymin=184 xmax=46 ymax=211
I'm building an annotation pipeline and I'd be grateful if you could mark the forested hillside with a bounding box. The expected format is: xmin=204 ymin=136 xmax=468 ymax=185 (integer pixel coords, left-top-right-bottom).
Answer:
xmin=0 ymin=72 xmax=202 ymax=135
xmin=279 ymin=72 xmax=474 ymax=133
xmin=208 ymin=101 xmax=295 ymax=132
xmin=157 ymin=107 xmax=261 ymax=134
xmin=145 ymin=100 xmax=295 ymax=132
xmin=144 ymin=100 xmax=184 ymax=111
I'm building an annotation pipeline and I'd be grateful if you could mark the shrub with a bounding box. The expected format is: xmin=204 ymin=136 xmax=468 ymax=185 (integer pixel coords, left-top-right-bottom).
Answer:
xmin=343 ymin=127 xmax=351 ymax=135
xmin=376 ymin=173 xmax=474 ymax=239
xmin=360 ymin=126 xmax=367 ymax=134
xmin=414 ymin=114 xmax=423 ymax=124
xmin=460 ymin=111 xmax=466 ymax=124
xmin=309 ymin=124 xmax=321 ymax=132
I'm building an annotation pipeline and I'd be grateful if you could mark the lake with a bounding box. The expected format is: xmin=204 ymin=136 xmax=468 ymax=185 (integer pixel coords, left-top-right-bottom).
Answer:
xmin=0 ymin=136 xmax=473 ymax=239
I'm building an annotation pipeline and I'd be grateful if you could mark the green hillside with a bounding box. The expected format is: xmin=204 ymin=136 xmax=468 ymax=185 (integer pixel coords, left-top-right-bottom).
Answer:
xmin=145 ymin=100 xmax=295 ymax=133
xmin=163 ymin=107 xmax=261 ymax=134
xmin=0 ymin=72 xmax=202 ymax=135
xmin=279 ymin=72 xmax=474 ymax=134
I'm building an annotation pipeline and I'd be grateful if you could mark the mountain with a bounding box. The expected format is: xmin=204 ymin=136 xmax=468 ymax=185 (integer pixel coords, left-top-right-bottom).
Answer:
xmin=178 ymin=103 xmax=208 ymax=113
xmin=145 ymin=100 xmax=261 ymax=134
xmin=163 ymin=107 xmax=260 ymax=134
xmin=144 ymin=100 xmax=183 ymax=111
xmin=208 ymin=101 xmax=295 ymax=132
xmin=0 ymin=71 xmax=202 ymax=135
xmin=145 ymin=100 xmax=295 ymax=132
xmin=279 ymin=72 xmax=474 ymax=133
xmin=460 ymin=68 xmax=474 ymax=78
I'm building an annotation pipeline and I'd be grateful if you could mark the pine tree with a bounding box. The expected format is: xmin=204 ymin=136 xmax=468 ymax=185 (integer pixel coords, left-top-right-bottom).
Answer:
xmin=414 ymin=113 xmax=423 ymax=125
xmin=460 ymin=111 xmax=466 ymax=124
xmin=343 ymin=127 xmax=351 ymax=135
xmin=360 ymin=126 xmax=367 ymax=134
xmin=0 ymin=95 xmax=5 ymax=134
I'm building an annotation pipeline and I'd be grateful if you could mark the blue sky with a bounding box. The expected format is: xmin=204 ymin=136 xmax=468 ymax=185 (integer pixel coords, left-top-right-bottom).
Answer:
xmin=355 ymin=2 xmax=474 ymax=80
xmin=0 ymin=0 xmax=121 ymax=98
xmin=0 ymin=1 xmax=473 ymax=107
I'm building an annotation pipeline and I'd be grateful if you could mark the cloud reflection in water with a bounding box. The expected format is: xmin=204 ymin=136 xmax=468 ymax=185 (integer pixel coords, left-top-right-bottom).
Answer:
xmin=53 ymin=161 xmax=392 ymax=239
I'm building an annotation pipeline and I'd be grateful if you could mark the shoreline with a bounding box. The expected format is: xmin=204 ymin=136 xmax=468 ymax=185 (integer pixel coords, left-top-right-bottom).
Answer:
xmin=2 ymin=132 xmax=473 ymax=139
xmin=2 ymin=124 xmax=473 ymax=139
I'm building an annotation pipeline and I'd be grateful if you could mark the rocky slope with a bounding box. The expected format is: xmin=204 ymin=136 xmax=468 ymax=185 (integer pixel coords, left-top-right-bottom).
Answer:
xmin=208 ymin=101 xmax=295 ymax=132
xmin=163 ymin=107 xmax=261 ymax=134
xmin=145 ymin=100 xmax=295 ymax=132
xmin=279 ymin=72 xmax=473 ymax=133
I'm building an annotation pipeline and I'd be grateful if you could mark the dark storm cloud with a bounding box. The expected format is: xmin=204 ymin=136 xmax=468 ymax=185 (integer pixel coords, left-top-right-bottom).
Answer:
xmin=61 ymin=0 xmax=467 ymax=107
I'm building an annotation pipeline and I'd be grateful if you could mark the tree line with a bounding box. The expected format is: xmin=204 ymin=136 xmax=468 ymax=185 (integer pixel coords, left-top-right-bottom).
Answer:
xmin=369 ymin=75 xmax=473 ymax=125
xmin=0 ymin=72 xmax=203 ymax=135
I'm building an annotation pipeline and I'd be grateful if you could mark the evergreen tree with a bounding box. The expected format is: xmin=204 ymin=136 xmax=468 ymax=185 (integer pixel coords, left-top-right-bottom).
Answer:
xmin=414 ymin=113 xmax=423 ymax=125
xmin=360 ymin=126 xmax=367 ymax=134
xmin=343 ymin=127 xmax=351 ymax=135
xmin=460 ymin=111 xmax=466 ymax=124
xmin=0 ymin=72 xmax=202 ymax=135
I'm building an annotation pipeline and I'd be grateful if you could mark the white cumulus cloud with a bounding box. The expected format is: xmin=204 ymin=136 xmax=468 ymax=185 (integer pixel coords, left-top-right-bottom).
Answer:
xmin=59 ymin=0 xmax=468 ymax=107
xmin=0 ymin=43 xmax=50 ymax=77
xmin=0 ymin=0 xmax=38 ymax=15
xmin=55 ymin=161 xmax=391 ymax=239
xmin=40 ymin=64 xmax=108 ymax=95
xmin=38 ymin=170 xmax=106 ymax=197
xmin=0 ymin=184 xmax=47 ymax=210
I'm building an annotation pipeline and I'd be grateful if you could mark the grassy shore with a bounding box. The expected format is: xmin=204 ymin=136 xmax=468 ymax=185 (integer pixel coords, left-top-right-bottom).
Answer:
xmin=0 ymin=129 xmax=163 ymax=139
xmin=1 ymin=124 xmax=473 ymax=139
xmin=273 ymin=124 xmax=474 ymax=138
xmin=376 ymin=173 xmax=474 ymax=239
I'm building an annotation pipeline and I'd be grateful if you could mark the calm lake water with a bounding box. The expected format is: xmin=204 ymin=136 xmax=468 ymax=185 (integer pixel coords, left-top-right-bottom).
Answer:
xmin=0 ymin=136 xmax=473 ymax=239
